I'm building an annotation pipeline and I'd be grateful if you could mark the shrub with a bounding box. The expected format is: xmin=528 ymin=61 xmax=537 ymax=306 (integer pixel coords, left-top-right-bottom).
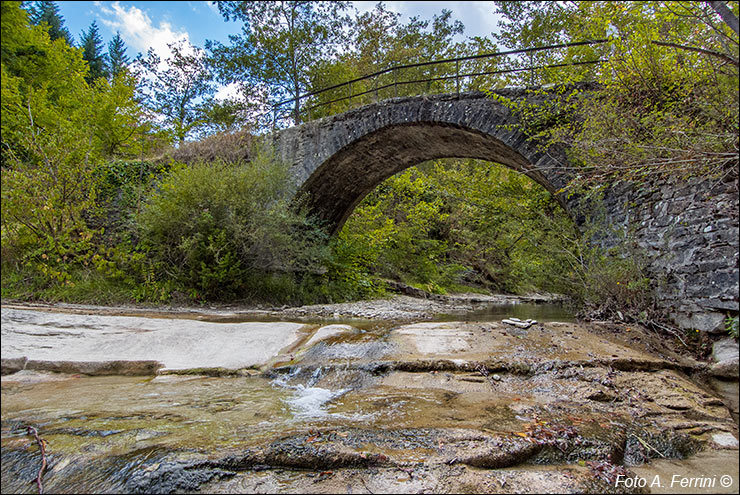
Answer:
xmin=334 ymin=160 xmax=579 ymax=296
xmin=159 ymin=128 xmax=255 ymax=166
xmin=136 ymin=143 xmax=330 ymax=300
xmin=727 ymin=316 xmax=739 ymax=340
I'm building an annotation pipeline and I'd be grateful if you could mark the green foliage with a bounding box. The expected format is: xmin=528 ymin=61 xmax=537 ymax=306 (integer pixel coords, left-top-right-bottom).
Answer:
xmin=7 ymin=0 xmax=725 ymax=317
xmin=94 ymin=159 xmax=171 ymax=235
xmin=491 ymin=1 xmax=739 ymax=187
xmin=136 ymin=40 xmax=215 ymax=143
xmin=208 ymin=1 xmax=352 ymax=125
xmin=483 ymin=1 xmax=738 ymax=321
xmin=335 ymin=159 xmax=578 ymax=295
xmin=565 ymin=243 xmax=655 ymax=321
xmin=24 ymin=0 xmax=73 ymax=45
xmin=0 ymin=2 xmax=159 ymax=303
xmin=727 ymin=316 xmax=739 ymax=340
xmin=1 ymin=5 xmax=150 ymax=250
xmin=332 ymin=157 xmax=661 ymax=319
xmin=136 ymin=144 xmax=330 ymax=300
xmin=307 ymin=5 xmax=469 ymax=119
xmin=2 ymin=12 xmax=103 ymax=248
xmin=91 ymin=71 xmax=158 ymax=158
xmin=199 ymin=98 xmax=254 ymax=135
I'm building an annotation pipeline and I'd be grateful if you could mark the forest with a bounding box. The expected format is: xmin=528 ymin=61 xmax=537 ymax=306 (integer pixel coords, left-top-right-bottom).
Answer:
xmin=1 ymin=1 xmax=738 ymax=327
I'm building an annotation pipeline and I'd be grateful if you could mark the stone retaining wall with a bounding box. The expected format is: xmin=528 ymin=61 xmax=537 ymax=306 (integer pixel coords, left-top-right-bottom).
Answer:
xmin=596 ymin=175 xmax=739 ymax=332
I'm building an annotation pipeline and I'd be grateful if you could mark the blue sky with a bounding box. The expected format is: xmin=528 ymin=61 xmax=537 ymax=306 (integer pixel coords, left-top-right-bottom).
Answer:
xmin=54 ymin=1 xmax=502 ymax=99
xmin=56 ymin=1 xmax=502 ymax=59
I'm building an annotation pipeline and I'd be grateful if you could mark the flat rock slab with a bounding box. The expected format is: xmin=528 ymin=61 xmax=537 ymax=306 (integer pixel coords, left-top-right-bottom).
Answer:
xmin=385 ymin=321 xmax=672 ymax=367
xmin=630 ymin=450 xmax=740 ymax=494
xmin=196 ymin=464 xmax=604 ymax=494
xmin=302 ymin=324 xmax=355 ymax=348
xmin=1 ymin=308 xmax=305 ymax=371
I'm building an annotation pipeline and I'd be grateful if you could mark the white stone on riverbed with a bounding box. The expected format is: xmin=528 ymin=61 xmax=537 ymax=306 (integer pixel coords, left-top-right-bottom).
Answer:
xmin=1 ymin=308 xmax=305 ymax=371
xmin=711 ymin=432 xmax=739 ymax=449
xmin=393 ymin=323 xmax=473 ymax=354
xmin=502 ymin=318 xmax=537 ymax=329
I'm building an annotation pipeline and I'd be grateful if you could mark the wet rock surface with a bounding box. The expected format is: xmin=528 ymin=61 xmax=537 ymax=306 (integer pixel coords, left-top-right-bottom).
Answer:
xmin=1 ymin=305 xmax=738 ymax=494
xmin=1 ymin=292 xmax=565 ymax=323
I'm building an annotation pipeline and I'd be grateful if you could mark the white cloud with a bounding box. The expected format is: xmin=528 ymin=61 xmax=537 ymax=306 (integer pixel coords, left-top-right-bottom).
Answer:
xmin=351 ymin=1 xmax=500 ymax=40
xmin=98 ymin=1 xmax=191 ymax=59
xmin=215 ymin=82 xmax=241 ymax=101
xmin=203 ymin=0 xmax=220 ymax=16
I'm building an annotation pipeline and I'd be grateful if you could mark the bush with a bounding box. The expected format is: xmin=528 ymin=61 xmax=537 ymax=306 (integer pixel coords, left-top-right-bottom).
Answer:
xmin=136 ymin=143 xmax=330 ymax=301
xmin=159 ymin=128 xmax=255 ymax=166
xmin=334 ymin=159 xmax=579 ymax=295
xmin=573 ymin=247 xmax=655 ymax=321
xmin=727 ymin=316 xmax=739 ymax=340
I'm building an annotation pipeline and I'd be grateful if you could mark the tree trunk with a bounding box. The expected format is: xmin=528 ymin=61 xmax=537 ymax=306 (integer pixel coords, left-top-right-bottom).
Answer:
xmin=293 ymin=93 xmax=300 ymax=125
xmin=708 ymin=1 xmax=740 ymax=35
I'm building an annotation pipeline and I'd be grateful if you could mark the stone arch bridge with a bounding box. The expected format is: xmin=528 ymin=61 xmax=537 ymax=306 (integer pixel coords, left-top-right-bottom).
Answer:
xmin=271 ymin=90 xmax=739 ymax=333
xmin=273 ymin=90 xmax=571 ymax=234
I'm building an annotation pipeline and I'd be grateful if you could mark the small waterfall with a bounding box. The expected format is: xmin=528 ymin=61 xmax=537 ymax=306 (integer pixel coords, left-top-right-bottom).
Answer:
xmin=270 ymin=365 xmax=349 ymax=418
xmin=270 ymin=362 xmax=377 ymax=420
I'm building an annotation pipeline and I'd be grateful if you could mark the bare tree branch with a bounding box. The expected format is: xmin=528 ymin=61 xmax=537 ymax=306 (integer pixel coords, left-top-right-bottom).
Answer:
xmin=26 ymin=426 xmax=48 ymax=494
xmin=651 ymin=40 xmax=739 ymax=66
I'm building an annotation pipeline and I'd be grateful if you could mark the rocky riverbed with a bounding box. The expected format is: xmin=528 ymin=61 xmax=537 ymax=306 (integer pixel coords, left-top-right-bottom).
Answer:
xmin=0 ymin=292 xmax=563 ymax=322
xmin=1 ymin=298 xmax=738 ymax=494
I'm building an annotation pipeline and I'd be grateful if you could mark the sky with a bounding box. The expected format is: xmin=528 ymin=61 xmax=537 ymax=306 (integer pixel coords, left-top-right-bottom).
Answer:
xmin=54 ymin=1 xmax=502 ymax=99
xmin=56 ymin=1 xmax=502 ymax=56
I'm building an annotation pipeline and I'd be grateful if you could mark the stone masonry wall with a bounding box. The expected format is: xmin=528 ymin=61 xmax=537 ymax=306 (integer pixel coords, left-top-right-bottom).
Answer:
xmin=597 ymin=174 xmax=739 ymax=332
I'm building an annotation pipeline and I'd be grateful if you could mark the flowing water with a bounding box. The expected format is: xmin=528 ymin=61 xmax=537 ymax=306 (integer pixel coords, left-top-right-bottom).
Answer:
xmin=436 ymin=302 xmax=575 ymax=323
xmin=1 ymin=302 xmax=738 ymax=494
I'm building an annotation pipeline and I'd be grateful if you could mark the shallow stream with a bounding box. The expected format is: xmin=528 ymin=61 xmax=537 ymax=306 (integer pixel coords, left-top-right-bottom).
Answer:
xmin=1 ymin=302 xmax=737 ymax=494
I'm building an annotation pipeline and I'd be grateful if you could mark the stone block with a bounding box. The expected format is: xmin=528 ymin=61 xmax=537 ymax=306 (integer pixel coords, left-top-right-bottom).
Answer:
xmin=713 ymin=338 xmax=740 ymax=363
xmin=673 ymin=311 xmax=726 ymax=333
xmin=710 ymin=358 xmax=739 ymax=379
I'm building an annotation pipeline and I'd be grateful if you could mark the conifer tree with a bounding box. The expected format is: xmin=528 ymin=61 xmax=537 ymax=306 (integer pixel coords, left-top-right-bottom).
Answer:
xmin=107 ymin=30 xmax=129 ymax=78
xmin=26 ymin=0 xmax=73 ymax=45
xmin=79 ymin=20 xmax=107 ymax=82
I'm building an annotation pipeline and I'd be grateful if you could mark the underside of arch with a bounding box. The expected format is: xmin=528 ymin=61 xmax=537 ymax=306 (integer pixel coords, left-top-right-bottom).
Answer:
xmin=298 ymin=122 xmax=565 ymax=234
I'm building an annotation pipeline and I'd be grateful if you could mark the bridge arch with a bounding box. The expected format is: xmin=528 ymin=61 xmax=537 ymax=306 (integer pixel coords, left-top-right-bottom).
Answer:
xmin=273 ymin=91 xmax=573 ymax=233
